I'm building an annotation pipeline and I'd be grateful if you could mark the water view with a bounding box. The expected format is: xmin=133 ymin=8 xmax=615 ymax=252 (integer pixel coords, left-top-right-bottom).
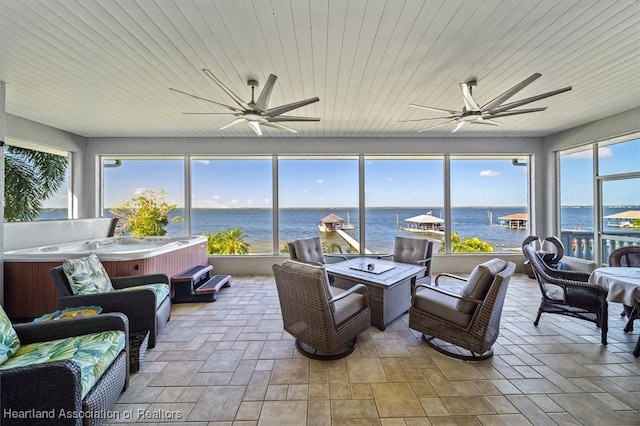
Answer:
xmin=38 ymin=206 xmax=639 ymax=254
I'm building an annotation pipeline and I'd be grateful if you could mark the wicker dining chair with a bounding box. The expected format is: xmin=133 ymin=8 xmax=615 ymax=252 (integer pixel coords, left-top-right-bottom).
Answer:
xmin=272 ymin=260 xmax=370 ymax=360
xmin=408 ymin=258 xmax=515 ymax=360
xmin=608 ymin=246 xmax=640 ymax=267
xmin=608 ymin=245 xmax=640 ymax=351
xmin=522 ymin=236 xmax=608 ymax=345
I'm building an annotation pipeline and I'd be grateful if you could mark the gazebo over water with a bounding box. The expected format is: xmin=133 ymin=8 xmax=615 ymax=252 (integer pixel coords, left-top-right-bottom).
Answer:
xmin=498 ymin=213 xmax=528 ymax=230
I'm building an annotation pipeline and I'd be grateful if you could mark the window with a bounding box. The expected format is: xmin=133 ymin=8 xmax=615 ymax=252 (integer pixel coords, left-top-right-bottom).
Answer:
xmin=102 ymin=158 xmax=185 ymax=236
xmin=4 ymin=143 xmax=70 ymax=221
xmin=364 ymin=156 xmax=444 ymax=254
xmin=450 ymin=156 xmax=529 ymax=253
xmin=191 ymin=157 xmax=272 ymax=254
xmin=278 ymin=157 xmax=359 ymax=255
xmin=558 ymin=146 xmax=594 ymax=259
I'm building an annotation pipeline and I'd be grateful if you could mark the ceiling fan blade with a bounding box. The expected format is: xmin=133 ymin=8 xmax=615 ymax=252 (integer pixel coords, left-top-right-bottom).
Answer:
xmin=399 ymin=116 xmax=459 ymax=123
xmin=410 ymin=104 xmax=459 ymax=114
xmin=460 ymin=82 xmax=480 ymax=111
xmin=417 ymin=119 xmax=457 ymax=132
xmin=471 ymin=119 xmax=501 ymax=126
xmin=266 ymin=97 xmax=319 ymax=117
xmin=246 ymin=121 xmax=263 ymax=136
xmin=254 ymin=74 xmax=277 ymax=112
xmin=202 ymin=69 xmax=251 ymax=110
xmin=220 ymin=118 xmax=245 ymax=131
xmin=489 ymin=86 xmax=572 ymax=115
xmin=169 ymin=88 xmax=243 ymax=112
xmin=452 ymin=121 xmax=466 ymax=133
xmin=182 ymin=112 xmax=237 ymax=115
xmin=262 ymin=121 xmax=298 ymax=133
xmin=485 ymin=107 xmax=547 ymax=118
xmin=268 ymin=115 xmax=320 ymax=122
xmin=482 ymin=73 xmax=542 ymax=111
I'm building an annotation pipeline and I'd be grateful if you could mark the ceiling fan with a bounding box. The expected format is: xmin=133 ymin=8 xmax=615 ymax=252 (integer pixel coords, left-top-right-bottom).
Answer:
xmin=400 ymin=73 xmax=572 ymax=132
xmin=170 ymin=69 xmax=320 ymax=136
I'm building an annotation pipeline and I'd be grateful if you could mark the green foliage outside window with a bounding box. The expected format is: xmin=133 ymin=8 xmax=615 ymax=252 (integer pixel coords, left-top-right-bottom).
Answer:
xmin=111 ymin=189 xmax=182 ymax=236
xmin=439 ymin=232 xmax=494 ymax=253
xmin=4 ymin=146 xmax=68 ymax=222
xmin=202 ymin=228 xmax=250 ymax=254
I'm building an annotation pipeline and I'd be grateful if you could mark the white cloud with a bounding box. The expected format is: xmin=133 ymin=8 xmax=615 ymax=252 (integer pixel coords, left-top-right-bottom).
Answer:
xmin=194 ymin=159 xmax=210 ymax=165
xmin=387 ymin=177 xmax=394 ymax=182
xmin=479 ymin=170 xmax=500 ymax=177
xmin=213 ymin=195 xmax=220 ymax=200
xmin=316 ymin=179 xmax=324 ymax=184
xmin=564 ymin=147 xmax=614 ymax=160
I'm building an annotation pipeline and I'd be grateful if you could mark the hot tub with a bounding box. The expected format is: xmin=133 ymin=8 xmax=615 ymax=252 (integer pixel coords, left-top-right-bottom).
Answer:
xmin=4 ymin=236 xmax=208 ymax=319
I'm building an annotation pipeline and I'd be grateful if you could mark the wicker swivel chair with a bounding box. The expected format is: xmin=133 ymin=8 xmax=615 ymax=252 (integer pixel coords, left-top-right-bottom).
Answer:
xmin=522 ymin=236 xmax=608 ymax=345
xmin=408 ymin=258 xmax=515 ymax=360
xmin=287 ymin=236 xmax=348 ymax=265
xmin=272 ymin=260 xmax=371 ymax=360
xmin=378 ymin=236 xmax=433 ymax=286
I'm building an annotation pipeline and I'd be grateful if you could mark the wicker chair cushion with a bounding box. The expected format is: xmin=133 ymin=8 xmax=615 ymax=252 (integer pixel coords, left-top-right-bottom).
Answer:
xmin=293 ymin=237 xmax=325 ymax=264
xmin=414 ymin=289 xmax=472 ymax=327
xmin=457 ymin=258 xmax=507 ymax=314
xmin=0 ymin=305 xmax=20 ymax=365
xmin=394 ymin=236 xmax=429 ymax=264
xmin=0 ymin=330 xmax=125 ymax=399
xmin=329 ymin=286 xmax=366 ymax=325
xmin=119 ymin=283 xmax=170 ymax=308
xmin=543 ymin=283 xmax=565 ymax=301
xmin=62 ymin=253 xmax=114 ymax=295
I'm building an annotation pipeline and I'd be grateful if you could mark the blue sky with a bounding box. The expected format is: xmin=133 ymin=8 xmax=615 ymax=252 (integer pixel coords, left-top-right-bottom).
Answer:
xmin=42 ymin=140 xmax=639 ymax=209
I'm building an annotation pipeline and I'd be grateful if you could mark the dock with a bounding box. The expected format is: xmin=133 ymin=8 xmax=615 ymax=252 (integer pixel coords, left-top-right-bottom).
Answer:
xmin=336 ymin=230 xmax=372 ymax=254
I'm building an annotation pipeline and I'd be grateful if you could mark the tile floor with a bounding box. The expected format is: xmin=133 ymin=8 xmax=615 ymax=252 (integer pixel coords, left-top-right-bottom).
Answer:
xmin=111 ymin=273 xmax=640 ymax=425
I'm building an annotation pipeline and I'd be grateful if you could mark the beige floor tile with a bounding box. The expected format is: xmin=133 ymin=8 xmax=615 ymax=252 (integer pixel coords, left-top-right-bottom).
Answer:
xmin=371 ymin=382 xmax=425 ymax=417
xmin=109 ymin=274 xmax=640 ymax=425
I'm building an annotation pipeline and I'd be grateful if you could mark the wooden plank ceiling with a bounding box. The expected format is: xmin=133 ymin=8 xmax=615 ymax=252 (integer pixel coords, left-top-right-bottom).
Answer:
xmin=0 ymin=0 xmax=638 ymax=138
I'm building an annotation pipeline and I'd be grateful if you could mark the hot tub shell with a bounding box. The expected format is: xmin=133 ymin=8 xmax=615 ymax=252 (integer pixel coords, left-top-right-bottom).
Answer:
xmin=4 ymin=236 xmax=208 ymax=319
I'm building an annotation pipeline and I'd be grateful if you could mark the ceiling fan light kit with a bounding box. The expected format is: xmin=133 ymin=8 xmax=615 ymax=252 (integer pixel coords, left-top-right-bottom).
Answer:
xmin=170 ymin=69 xmax=320 ymax=136
xmin=400 ymin=73 xmax=572 ymax=133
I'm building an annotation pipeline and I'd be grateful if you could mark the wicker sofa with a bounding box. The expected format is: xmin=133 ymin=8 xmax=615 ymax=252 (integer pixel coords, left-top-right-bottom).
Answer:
xmin=0 ymin=311 xmax=129 ymax=426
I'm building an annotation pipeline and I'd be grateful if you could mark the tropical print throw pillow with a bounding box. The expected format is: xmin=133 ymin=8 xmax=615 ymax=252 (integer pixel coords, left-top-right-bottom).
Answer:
xmin=62 ymin=253 xmax=114 ymax=295
xmin=0 ymin=305 xmax=20 ymax=365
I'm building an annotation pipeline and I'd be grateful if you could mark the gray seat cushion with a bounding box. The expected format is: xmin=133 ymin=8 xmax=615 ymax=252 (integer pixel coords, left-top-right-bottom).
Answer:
xmin=394 ymin=236 xmax=429 ymax=264
xmin=329 ymin=286 xmax=366 ymax=325
xmin=293 ymin=237 xmax=325 ymax=264
xmin=457 ymin=259 xmax=507 ymax=314
xmin=414 ymin=289 xmax=472 ymax=327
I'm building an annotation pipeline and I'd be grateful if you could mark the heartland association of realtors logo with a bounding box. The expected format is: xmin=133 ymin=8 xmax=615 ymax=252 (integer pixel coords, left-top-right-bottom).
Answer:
xmin=3 ymin=408 xmax=182 ymax=421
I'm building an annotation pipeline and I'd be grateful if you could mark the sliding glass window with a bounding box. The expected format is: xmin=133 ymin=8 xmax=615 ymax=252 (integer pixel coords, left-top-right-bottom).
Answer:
xmin=102 ymin=158 xmax=186 ymax=236
xmin=598 ymin=136 xmax=640 ymax=262
xmin=191 ymin=157 xmax=272 ymax=255
xmin=363 ymin=156 xmax=444 ymax=254
xmin=558 ymin=146 xmax=595 ymax=259
xmin=278 ymin=157 xmax=359 ymax=255
xmin=450 ymin=156 xmax=529 ymax=253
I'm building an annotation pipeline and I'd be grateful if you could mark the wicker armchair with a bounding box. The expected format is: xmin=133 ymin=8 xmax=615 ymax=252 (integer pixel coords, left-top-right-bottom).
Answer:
xmin=50 ymin=266 xmax=170 ymax=348
xmin=0 ymin=313 xmax=129 ymax=426
xmin=272 ymin=260 xmax=371 ymax=360
xmin=287 ymin=236 xmax=348 ymax=265
xmin=409 ymin=259 xmax=515 ymax=360
xmin=377 ymin=236 xmax=433 ymax=286
xmin=522 ymin=236 xmax=608 ymax=345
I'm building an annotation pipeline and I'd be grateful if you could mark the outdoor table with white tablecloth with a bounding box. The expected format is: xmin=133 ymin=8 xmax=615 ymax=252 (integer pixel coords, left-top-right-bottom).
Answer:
xmin=588 ymin=267 xmax=640 ymax=307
